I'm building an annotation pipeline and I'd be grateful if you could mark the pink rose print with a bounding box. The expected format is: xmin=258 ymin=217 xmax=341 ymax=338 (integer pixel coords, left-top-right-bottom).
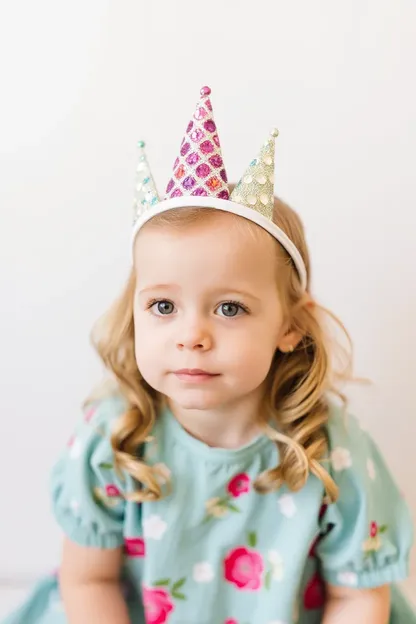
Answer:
xmin=105 ymin=484 xmax=121 ymax=497
xmin=370 ymin=521 xmax=378 ymax=538
xmin=363 ymin=520 xmax=388 ymax=555
xmin=227 ymin=473 xmax=250 ymax=498
xmin=224 ymin=546 xmax=264 ymax=591
xmin=124 ymin=537 xmax=145 ymax=557
xmin=224 ymin=620 xmax=239 ymax=624
xmin=308 ymin=535 xmax=319 ymax=558
xmin=84 ymin=406 xmax=96 ymax=422
xmin=304 ymin=571 xmax=326 ymax=610
xmin=143 ymin=586 xmax=174 ymax=624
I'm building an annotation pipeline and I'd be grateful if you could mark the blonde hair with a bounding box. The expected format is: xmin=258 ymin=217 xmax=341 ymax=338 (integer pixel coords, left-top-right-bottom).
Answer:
xmin=91 ymin=192 xmax=352 ymax=503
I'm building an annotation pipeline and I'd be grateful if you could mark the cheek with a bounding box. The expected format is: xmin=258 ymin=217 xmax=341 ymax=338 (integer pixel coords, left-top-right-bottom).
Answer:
xmin=133 ymin=320 xmax=163 ymax=378
xmin=224 ymin=326 xmax=277 ymax=376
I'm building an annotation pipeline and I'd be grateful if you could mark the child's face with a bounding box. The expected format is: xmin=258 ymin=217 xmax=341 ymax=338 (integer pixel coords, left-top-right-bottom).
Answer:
xmin=133 ymin=212 xmax=287 ymax=413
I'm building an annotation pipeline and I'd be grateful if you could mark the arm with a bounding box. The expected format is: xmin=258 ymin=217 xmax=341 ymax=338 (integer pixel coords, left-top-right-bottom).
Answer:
xmin=323 ymin=584 xmax=390 ymax=624
xmin=60 ymin=537 xmax=130 ymax=624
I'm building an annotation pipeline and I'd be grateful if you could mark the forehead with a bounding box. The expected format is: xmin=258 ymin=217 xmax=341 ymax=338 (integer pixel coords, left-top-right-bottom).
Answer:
xmin=133 ymin=211 xmax=277 ymax=290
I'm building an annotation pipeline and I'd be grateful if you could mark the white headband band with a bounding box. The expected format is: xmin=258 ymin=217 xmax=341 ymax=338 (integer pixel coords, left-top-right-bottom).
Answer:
xmin=131 ymin=196 xmax=307 ymax=291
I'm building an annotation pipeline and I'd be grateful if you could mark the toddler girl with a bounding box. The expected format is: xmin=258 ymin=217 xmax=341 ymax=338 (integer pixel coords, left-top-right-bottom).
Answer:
xmin=4 ymin=86 xmax=415 ymax=624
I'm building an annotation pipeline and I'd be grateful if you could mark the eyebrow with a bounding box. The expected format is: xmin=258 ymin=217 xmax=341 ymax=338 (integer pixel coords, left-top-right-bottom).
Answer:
xmin=138 ymin=284 xmax=179 ymax=295
xmin=138 ymin=285 xmax=261 ymax=302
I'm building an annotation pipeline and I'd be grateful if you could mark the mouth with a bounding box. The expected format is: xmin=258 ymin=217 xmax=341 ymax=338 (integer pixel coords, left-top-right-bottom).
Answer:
xmin=173 ymin=369 xmax=220 ymax=383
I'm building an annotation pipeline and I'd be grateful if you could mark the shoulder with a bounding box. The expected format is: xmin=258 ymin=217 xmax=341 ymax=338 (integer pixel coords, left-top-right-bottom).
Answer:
xmin=322 ymin=400 xmax=374 ymax=477
xmin=324 ymin=400 xmax=366 ymax=450
xmin=83 ymin=391 xmax=129 ymax=434
xmin=64 ymin=391 xmax=128 ymax=464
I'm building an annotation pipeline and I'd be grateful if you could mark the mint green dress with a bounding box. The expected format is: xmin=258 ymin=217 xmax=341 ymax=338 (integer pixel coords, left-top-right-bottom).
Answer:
xmin=3 ymin=395 xmax=415 ymax=624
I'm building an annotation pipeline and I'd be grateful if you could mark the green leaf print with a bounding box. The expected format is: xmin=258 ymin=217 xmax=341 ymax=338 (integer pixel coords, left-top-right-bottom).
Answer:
xmin=153 ymin=579 xmax=170 ymax=586
xmin=378 ymin=525 xmax=388 ymax=533
xmin=172 ymin=578 xmax=186 ymax=592
xmin=172 ymin=591 xmax=186 ymax=600
xmin=248 ymin=531 xmax=257 ymax=548
xmin=227 ymin=502 xmax=241 ymax=513
xmin=265 ymin=569 xmax=272 ymax=590
xmin=99 ymin=462 xmax=113 ymax=469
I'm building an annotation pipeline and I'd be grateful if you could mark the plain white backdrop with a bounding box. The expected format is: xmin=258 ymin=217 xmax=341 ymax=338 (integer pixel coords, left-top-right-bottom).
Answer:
xmin=1 ymin=0 xmax=415 ymax=600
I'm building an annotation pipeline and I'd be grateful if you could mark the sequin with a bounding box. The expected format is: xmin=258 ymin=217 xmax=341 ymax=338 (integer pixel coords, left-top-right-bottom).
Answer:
xmin=269 ymin=174 xmax=274 ymax=184
xmin=194 ymin=107 xmax=207 ymax=121
xmin=171 ymin=188 xmax=183 ymax=198
xmin=180 ymin=142 xmax=190 ymax=156
xmin=206 ymin=177 xmax=221 ymax=191
xmin=263 ymin=155 xmax=272 ymax=165
xmin=204 ymin=120 xmax=216 ymax=133
xmin=196 ymin=163 xmax=210 ymax=178
xmin=173 ymin=157 xmax=179 ymax=169
xmin=186 ymin=152 xmax=200 ymax=165
xmin=233 ymin=194 xmax=242 ymax=203
xmin=217 ymin=189 xmax=229 ymax=199
xmin=175 ymin=165 xmax=185 ymax=179
xmin=209 ymin=154 xmax=223 ymax=168
xmin=137 ymin=162 xmax=146 ymax=172
xmin=166 ymin=179 xmax=174 ymax=193
xmin=244 ymin=175 xmax=253 ymax=184
xmin=162 ymin=86 xmax=229 ymax=201
xmin=247 ymin=195 xmax=257 ymax=205
xmin=142 ymin=177 xmax=150 ymax=185
xmin=136 ymin=183 xmax=143 ymax=192
xmin=256 ymin=175 xmax=266 ymax=185
xmin=200 ymin=140 xmax=214 ymax=154
xmin=260 ymin=194 xmax=269 ymax=205
xmin=192 ymin=187 xmax=208 ymax=196
xmin=182 ymin=176 xmax=196 ymax=189
xmin=190 ymin=129 xmax=204 ymax=143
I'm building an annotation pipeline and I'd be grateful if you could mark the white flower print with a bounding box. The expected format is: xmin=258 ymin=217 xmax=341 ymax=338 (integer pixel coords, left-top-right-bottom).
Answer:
xmin=205 ymin=497 xmax=228 ymax=518
xmin=193 ymin=562 xmax=214 ymax=583
xmin=143 ymin=514 xmax=168 ymax=540
xmin=267 ymin=550 xmax=284 ymax=581
xmin=330 ymin=447 xmax=352 ymax=471
xmin=337 ymin=571 xmax=358 ymax=586
xmin=278 ymin=494 xmax=297 ymax=518
xmin=367 ymin=458 xmax=376 ymax=480
xmin=93 ymin=487 xmax=120 ymax=508
xmin=153 ymin=462 xmax=171 ymax=484
xmin=69 ymin=437 xmax=82 ymax=459
xmin=69 ymin=499 xmax=80 ymax=515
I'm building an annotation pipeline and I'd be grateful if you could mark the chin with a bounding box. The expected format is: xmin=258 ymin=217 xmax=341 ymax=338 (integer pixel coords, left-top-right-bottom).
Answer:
xmin=168 ymin=389 xmax=226 ymax=411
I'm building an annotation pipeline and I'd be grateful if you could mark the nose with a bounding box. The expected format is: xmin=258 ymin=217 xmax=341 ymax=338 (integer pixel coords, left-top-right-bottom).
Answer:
xmin=176 ymin=322 xmax=213 ymax=352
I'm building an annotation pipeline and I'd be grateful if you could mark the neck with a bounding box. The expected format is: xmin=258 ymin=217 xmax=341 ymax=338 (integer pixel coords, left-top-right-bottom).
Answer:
xmin=166 ymin=389 xmax=266 ymax=449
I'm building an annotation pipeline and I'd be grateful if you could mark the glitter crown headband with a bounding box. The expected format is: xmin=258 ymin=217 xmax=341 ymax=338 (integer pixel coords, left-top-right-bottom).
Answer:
xmin=131 ymin=86 xmax=307 ymax=291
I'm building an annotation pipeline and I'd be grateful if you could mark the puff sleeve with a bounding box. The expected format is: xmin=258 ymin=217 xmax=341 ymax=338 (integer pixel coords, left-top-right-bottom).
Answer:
xmin=317 ymin=404 xmax=414 ymax=589
xmin=50 ymin=395 xmax=130 ymax=549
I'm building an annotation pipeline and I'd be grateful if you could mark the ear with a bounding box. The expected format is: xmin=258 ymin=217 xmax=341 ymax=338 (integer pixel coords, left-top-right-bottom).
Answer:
xmin=277 ymin=329 xmax=303 ymax=354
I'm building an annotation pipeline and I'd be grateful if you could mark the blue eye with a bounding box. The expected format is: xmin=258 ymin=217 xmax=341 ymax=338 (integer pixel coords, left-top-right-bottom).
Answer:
xmin=216 ymin=302 xmax=248 ymax=317
xmin=149 ymin=300 xmax=175 ymax=315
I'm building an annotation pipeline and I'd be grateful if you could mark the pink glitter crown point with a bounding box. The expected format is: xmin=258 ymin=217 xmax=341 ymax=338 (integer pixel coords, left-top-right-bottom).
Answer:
xmin=164 ymin=86 xmax=230 ymax=201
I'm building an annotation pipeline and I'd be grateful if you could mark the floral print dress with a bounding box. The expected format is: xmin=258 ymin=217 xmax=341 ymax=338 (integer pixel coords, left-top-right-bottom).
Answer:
xmin=3 ymin=395 xmax=415 ymax=624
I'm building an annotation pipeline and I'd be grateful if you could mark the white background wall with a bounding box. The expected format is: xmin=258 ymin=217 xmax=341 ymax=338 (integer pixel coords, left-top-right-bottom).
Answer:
xmin=1 ymin=0 xmax=415 ymax=589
